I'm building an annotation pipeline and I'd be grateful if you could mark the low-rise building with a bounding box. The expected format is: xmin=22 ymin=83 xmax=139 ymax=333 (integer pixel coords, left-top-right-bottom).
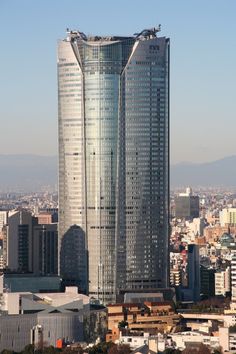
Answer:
xmin=0 ymin=287 xmax=91 ymax=351
xmin=170 ymin=331 xmax=220 ymax=351
xmin=107 ymin=302 xmax=179 ymax=336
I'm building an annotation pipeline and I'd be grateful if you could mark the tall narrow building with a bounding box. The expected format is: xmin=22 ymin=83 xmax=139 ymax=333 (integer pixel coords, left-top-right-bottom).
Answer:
xmin=58 ymin=28 xmax=170 ymax=303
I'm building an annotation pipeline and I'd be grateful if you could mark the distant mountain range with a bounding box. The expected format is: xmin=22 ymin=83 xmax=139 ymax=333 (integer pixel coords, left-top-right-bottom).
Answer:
xmin=171 ymin=155 xmax=236 ymax=188
xmin=0 ymin=154 xmax=236 ymax=192
xmin=0 ymin=154 xmax=57 ymax=192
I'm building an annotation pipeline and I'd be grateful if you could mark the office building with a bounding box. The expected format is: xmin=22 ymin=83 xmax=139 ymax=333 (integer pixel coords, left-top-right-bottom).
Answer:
xmin=33 ymin=223 xmax=58 ymax=276
xmin=175 ymin=187 xmax=199 ymax=220
xmin=3 ymin=210 xmax=37 ymax=272
xmin=58 ymin=28 xmax=170 ymax=302
xmin=1 ymin=210 xmax=59 ymax=278
xmin=178 ymin=244 xmax=200 ymax=302
xmin=200 ymin=265 xmax=215 ymax=298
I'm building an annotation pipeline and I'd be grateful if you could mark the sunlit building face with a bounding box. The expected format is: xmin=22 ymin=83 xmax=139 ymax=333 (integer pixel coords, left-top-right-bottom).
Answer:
xmin=58 ymin=29 xmax=170 ymax=303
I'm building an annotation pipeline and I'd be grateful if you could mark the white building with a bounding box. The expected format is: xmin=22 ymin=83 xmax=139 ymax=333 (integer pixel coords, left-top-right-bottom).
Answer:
xmin=220 ymin=208 xmax=236 ymax=226
xmin=185 ymin=218 xmax=207 ymax=238
xmin=231 ymin=251 xmax=236 ymax=301
xmin=215 ymin=267 xmax=230 ymax=296
xmin=170 ymin=331 xmax=219 ymax=351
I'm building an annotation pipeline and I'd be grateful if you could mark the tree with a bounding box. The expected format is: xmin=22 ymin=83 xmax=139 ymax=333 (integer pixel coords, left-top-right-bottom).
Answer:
xmin=213 ymin=348 xmax=222 ymax=354
xmin=62 ymin=347 xmax=84 ymax=354
xmin=87 ymin=341 xmax=114 ymax=354
xmin=163 ymin=349 xmax=181 ymax=354
xmin=1 ymin=350 xmax=14 ymax=354
xmin=182 ymin=343 xmax=211 ymax=354
xmin=118 ymin=321 xmax=128 ymax=329
xmin=42 ymin=346 xmax=60 ymax=354
xmin=108 ymin=344 xmax=130 ymax=354
xmin=21 ymin=345 xmax=34 ymax=354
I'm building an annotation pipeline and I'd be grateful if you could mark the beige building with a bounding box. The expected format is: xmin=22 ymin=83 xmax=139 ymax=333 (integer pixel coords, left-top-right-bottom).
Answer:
xmin=220 ymin=208 xmax=236 ymax=226
xmin=107 ymin=302 xmax=179 ymax=336
xmin=215 ymin=267 xmax=230 ymax=296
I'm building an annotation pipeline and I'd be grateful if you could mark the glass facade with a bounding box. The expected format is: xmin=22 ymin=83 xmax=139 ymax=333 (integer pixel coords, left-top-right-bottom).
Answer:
xmin=58 ymin=30 xmax=169 ymax=303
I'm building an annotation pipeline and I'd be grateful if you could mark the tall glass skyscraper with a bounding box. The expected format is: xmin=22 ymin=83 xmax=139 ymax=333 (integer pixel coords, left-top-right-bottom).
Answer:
xmin=58 ymin=28 xmax=169 ymax=303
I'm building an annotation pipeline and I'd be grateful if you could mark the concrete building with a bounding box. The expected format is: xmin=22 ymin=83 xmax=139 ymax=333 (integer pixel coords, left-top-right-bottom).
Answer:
xmin=2 ymin=210 xmax=59 ymax=278
xmin=175 ymin=188 xmax=199 ymax=220
xmin=58 ymin=28 xmax=170 ymax=303
xmin=185 ymin=217 xmax=207 ymax=238
xmin=107 ymin=301 xmax=179 ymax=335
xmin=215 ymin=267 xmax=230 ymax=296
xmin=0 ymin=287 xmax=90 ymax=352
xmin=0 ymin=211 xmax=8 ymax=239
xmin=170 ymin=331 xmax=220 ymax=351
xmin=3 ymin=210 xmax=37 ymax=272
xmin=170 ymin=269 xmax=181 ymax=287
xmin=231 ymin=251 xmax=236 ymax=301
xmin=220 ymin=208 xmax=236 ymax=226
xmin=179 ymin=244 xmax=200 ymax=302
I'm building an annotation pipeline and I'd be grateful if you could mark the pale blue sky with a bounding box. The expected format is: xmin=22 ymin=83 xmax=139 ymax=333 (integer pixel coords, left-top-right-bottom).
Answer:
xmin=0 ymin=0 xmax=235 ymax=164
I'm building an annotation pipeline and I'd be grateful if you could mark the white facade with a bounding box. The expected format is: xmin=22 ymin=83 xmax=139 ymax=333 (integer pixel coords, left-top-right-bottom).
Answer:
xmin=231 ymin=252 xmax=236 ymax=301
xmin=170 ymin=332 xmax=219 ymax=351
xmin=220 ymin=208 xmax=236 ymax=226
xmin=185 ymin=218 xmax=206 ymax=238
xmin=215 ymin=267 xmax=230 ymax=296
xmin=1 ymin=286 xmax=89 ymax=315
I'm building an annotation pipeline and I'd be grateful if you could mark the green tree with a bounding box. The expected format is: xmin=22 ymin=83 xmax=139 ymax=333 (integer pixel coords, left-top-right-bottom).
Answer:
xmin=21 ymin=344 xmax=34 ymax=354
xmin=163 ymin=349 xmax=181 ymax=354
xmin=108 ymin=344 xmax=130 ymax=354
xmin=87 ymin=341 xmax=114 ymax=354
xmin=182 ymin=343 xmax=211 ymax=354
xmin=1 ymin=350 xmax=14 ymax=354
xmin=42 ymin=346 xmax=60 ymax=354
xmin=213 ymin=348 xmax=222 ymax=354
xmin=118 ymin=321 xmax=128 ymax=329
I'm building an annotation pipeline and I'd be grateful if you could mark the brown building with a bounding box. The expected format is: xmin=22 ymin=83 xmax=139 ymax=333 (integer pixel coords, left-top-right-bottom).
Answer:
xmin=106 ymin=302 xmax=179 ymax=340
xmin=204 ymin=225 xmax=236 ymax=243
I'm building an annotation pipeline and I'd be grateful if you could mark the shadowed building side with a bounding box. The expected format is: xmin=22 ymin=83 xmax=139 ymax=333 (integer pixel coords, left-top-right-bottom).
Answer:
xmin=60 ymin=225 xmax=87 ymax=293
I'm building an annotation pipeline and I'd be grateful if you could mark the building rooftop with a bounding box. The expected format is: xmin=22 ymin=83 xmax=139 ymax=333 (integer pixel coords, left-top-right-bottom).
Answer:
xmin=65 ymin=26 xmax=162 ymax=43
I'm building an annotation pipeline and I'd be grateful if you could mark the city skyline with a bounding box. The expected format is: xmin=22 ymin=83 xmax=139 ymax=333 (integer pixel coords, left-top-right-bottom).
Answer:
xmin=0 ymin=0 xmax=236 ymax=164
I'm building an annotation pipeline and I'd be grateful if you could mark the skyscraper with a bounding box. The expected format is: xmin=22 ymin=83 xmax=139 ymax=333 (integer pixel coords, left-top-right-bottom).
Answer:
xmin=58 ymin=28 xmax=169 ymax=303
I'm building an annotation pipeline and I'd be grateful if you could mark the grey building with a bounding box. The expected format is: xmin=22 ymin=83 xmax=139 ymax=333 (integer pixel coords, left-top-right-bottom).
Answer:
xmin=0 ymin=287 xmax=89 ymax=351
xmin=178 ymin=244 xmax=201 ymax=302
xmin=3 ymin=210 xmax=37 ymax=272
xmin=33 ymin=223 xmax=58 ymax=276
xmin=58 ymin=28 xmax=170 ymax=303
xmin=175 ymin=188 xmax=199 ymax=220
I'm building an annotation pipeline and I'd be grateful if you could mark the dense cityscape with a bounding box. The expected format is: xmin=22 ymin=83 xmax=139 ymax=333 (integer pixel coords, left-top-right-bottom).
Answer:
xmin=3 ymin=186 xmax=236 ymax=352
xmin=0 ymin=3 xmax=236 ymax=353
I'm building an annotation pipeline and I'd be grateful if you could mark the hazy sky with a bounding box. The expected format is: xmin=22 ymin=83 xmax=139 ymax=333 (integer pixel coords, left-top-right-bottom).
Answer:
xmin=0 ymin=0 xmax=235 ymax=164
